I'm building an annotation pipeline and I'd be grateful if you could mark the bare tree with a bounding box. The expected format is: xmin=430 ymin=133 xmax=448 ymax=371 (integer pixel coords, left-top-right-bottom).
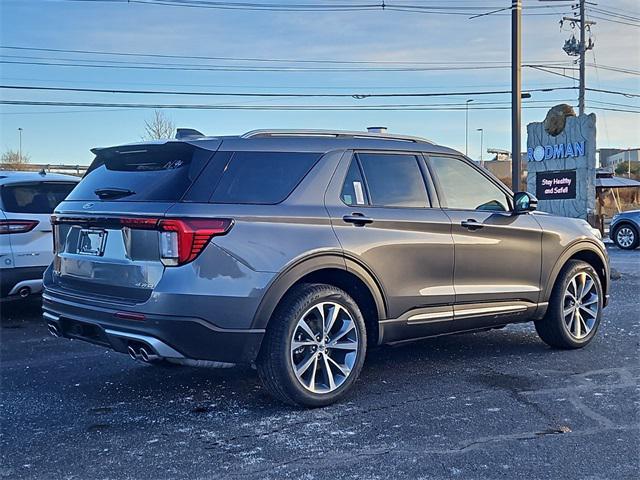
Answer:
xmin=143 ymin=110 xmax=175 ymax=140
xmin=1 ymin=149 xmax=30 ymax=170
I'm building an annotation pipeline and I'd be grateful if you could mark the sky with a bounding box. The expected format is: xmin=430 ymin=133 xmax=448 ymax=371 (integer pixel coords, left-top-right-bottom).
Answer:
xmin=0 ymin=0 xmax=638 ymax=165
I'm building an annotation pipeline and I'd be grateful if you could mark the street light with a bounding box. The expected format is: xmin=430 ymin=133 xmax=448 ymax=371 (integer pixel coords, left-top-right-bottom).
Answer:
xmin=477 ymin=128 xmax=484 ymax=168
xmin=18 ymin=128 xmax=23 ymax=160
xmin=465 ymin=99 xmax=474 ymax=156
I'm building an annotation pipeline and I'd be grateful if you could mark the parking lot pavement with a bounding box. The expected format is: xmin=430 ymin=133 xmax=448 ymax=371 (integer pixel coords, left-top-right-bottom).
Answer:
xmin=0 ymin=247 xmax=638 ymax=480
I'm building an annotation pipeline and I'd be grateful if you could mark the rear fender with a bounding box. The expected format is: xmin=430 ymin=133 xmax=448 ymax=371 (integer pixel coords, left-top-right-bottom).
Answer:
xmin=250 ymin=253 xmax=386 ymax=330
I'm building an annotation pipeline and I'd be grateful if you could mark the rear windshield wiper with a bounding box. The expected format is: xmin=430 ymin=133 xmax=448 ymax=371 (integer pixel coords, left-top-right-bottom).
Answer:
xmin=94 ymin=187 xmax=135 ymax=199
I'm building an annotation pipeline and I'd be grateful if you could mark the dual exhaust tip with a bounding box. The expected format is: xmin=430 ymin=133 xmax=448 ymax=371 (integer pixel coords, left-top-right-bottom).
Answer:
xmin=127 ymin=344 xmax=160 ymax=363
xmin=18 ymin=286 xmax=31 ymax=299
xmin=47 ymin=322 xmax=160 ymax=364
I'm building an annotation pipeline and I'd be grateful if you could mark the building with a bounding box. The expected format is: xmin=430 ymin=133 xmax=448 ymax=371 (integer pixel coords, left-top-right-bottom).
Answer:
xmin=599 ymin=148 xmax=639 ymax=168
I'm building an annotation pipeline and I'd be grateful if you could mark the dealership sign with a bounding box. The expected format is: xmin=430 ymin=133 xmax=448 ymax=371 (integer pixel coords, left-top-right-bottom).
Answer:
xmin=535 ymin=170 xmax=577 ymax=200
xmin=527 ymin=141 xmax=585 ymax=162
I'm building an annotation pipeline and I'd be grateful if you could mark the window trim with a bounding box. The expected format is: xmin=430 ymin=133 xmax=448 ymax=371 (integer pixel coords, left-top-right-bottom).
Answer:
xmin=339 ymin=150 xmax=433 ymax=210
xmin=424 ymin=154 xmax=514 ymax=213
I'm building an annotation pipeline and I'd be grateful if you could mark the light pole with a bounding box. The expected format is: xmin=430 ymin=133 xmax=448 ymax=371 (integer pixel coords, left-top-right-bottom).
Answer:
xmin=18 ymin=128 xmax=23 ymax=160
xmin=511 ymin=0 xmax=522 ymax=192
xmin=465 ymin=99 xmax=474 ymax=156
xmin=477 ymin=128 xmax=484 ymax=168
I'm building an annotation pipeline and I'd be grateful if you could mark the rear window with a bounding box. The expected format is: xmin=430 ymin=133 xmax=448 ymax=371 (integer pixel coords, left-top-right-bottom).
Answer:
xmin=67 ymin=143 xmax=213 ymax=202
xmin=1 ymin=182 xmax=77 ymax=214
xmin=210 ymin=151 xmax=321 ymax=204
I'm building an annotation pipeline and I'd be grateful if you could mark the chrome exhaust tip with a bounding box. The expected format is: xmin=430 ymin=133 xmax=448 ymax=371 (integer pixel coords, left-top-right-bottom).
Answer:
xmin=47 ymin=323 xmax=60 ymax=338
xmin=139 ymin=347 xmax=159 ymax=363
xmin=127 ymin=345 xmax=140 ymax=361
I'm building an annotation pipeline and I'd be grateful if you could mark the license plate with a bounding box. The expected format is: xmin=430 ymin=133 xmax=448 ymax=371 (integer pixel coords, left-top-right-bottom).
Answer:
xmin=77 ymin=229 xmax=107 ymax=256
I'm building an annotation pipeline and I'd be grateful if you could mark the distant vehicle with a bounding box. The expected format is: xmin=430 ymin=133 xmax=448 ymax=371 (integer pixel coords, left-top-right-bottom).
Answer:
xmin=43 ymin=129 xmax=609 ymax=407
xmin=1 ymin=171 xmax=79 ymax=300
xmin=610 ymin=209 xmax=640 ymax=250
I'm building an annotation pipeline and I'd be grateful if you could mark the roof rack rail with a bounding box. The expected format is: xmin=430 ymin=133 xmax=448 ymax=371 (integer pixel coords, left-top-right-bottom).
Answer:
xmin=240 ymin=129 xmax=434 ymax=144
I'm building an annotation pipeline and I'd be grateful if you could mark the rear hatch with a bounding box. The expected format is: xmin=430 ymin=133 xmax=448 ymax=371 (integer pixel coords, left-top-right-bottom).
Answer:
xmin=50 ymin=140 xmax=223 ymax=304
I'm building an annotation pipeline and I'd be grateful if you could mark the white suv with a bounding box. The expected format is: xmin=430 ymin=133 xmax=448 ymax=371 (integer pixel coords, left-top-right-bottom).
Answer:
xmin=1 ymin=171 xmax=78 ymax=300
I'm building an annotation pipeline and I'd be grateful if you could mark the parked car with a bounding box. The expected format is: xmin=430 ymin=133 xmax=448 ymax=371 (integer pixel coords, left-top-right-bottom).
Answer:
xmin=43 ymin=129 xmax=609 ymax=406
xmin=1 ymin=171 xmax=79 ymax=300
xmin=609 ymin=209 xmax=640 ymax=250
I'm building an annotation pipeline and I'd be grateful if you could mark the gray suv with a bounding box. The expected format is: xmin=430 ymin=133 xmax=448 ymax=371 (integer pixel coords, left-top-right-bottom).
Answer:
xmin=43 ymin=129 xmax=609 ymax=407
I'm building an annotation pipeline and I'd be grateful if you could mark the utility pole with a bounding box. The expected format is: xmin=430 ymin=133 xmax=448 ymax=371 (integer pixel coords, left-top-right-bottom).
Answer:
xmin=560 ymin=0 xmax=595 ymax=115
xmin=18 ymin=128 xmax=23 ymax=160
xmin=578 ymin=0 xmax=586 ymax=115
xmin=477 ymin=128 xmax=484 ymax=168
xmin=465 ymin=99 xmax=473 ymax=156
xmin=511 ymin=0 xmax=522 ymax=192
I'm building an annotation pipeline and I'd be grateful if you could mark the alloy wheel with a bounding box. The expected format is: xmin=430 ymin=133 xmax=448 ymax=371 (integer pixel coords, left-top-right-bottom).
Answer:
xmin=290 ymin=302 xmax=359 ymax=394
xmin=563 ymin=272 xmax=600 ymax=340
xmin=616 ymin=227 xmax=635 ymax=248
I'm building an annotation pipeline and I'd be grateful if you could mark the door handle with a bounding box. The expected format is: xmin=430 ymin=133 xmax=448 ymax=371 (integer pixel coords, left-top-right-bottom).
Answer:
xmin=461 ymin=219 xmax=483 ymax=230
xmin=343 ymin=213 xmax=373 ymax=226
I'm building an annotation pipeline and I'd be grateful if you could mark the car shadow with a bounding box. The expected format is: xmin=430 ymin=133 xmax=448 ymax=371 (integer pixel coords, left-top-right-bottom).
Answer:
xmin=82 ymin=325 xmax=552 ymax=413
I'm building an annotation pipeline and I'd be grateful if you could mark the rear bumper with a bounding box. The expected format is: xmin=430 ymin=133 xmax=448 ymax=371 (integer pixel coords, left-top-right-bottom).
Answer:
xmin=1 ymin=266 xmax=46 ymax=298
xmin=42 ymin=290 xmax=265 ymax=364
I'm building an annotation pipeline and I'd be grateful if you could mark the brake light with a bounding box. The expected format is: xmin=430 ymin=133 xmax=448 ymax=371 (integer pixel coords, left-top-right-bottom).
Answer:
xmin=120 ymin=217 xmax=159 ymax=229
xmin=157 ymin=219 xmax=233 ymax=266
xmin=0 ymin=220 xmax=39 ymax=234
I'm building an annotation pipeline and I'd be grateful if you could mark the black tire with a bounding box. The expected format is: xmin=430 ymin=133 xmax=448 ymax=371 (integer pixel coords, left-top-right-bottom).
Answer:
xmin=534 ymin=260 xmax=603 ymax=349
xmin=257 ymin=283 xmax=367 ymax=407
xmin=613 ymin=223 xmax=639 ymax=250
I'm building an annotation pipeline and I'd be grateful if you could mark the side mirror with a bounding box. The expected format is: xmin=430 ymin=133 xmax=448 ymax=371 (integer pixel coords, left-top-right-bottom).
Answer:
xmin=513 ymin=191 xmax=538 ymax=214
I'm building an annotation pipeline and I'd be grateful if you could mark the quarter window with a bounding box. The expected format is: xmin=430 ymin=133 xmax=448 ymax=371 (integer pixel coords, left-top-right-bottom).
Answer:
xmin=357 ymin=153 xmax=429 ymax=208
xmin=429 ymin=156 xmax=510 ymax=211
xmin=341 ymin=159 xmax=367 ymax=206
xmin=211 ymin=151 xmax=321 ymax=204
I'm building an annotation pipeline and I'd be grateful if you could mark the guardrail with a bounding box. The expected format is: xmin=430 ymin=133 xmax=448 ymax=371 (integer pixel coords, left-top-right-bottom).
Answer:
xmin=0 ymin=163 xmax=87 ymax=176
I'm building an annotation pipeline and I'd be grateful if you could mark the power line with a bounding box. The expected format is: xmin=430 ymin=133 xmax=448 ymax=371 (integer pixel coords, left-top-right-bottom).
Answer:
xmin=0 ymin=45 xmax=568 ymax=67
xmin=2 ymin=99 xmax=638 ymax=113
xmin=4 ymin=50 xmax=634 ymax=77
xmin=586 ymin=14 xmax=640 ymax=28
xmin=50 ymin=0 xmax=572 ymax=15
xmin=2 ymin=58 xmax=566 ymax=72
xmin=585 ymin=87 xmax=640 ymax=99
xmin=0 ymin=84 xmax=578 ymax=98
xmin=0 ymin=51 xmax=575 ymax=73
xmin=588 ymin=6 xmax=640 ymax=23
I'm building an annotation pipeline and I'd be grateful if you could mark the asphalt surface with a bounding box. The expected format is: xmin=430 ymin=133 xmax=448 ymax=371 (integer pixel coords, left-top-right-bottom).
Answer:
xmin=1 ymin=247 xmax=638 ymax=480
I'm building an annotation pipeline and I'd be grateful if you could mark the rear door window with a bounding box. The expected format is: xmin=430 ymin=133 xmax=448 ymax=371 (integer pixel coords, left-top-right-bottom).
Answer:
xmin=1 ymin=182 xmax=77 ymax=214
xmin=67 ymin=142 xmax=214 ymax=202
xmin=356 ymin=153 xmax=429 ymax=208
xmin=210 ymin=151 xmax=321 ymax=204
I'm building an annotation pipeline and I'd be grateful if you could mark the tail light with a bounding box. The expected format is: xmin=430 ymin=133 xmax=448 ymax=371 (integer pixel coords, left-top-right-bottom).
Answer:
xmin=0 ymin=220 xmax=39 ymax=234
xmin=120 ymin=217 xmax=233 ymax=266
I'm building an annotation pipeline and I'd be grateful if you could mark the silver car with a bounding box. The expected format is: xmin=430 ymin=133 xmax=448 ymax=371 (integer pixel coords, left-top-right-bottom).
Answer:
xmin=43 ymin=129 xmax=609 ymax=407
xmin=610 ymin=209 xmax=640 ymax=250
